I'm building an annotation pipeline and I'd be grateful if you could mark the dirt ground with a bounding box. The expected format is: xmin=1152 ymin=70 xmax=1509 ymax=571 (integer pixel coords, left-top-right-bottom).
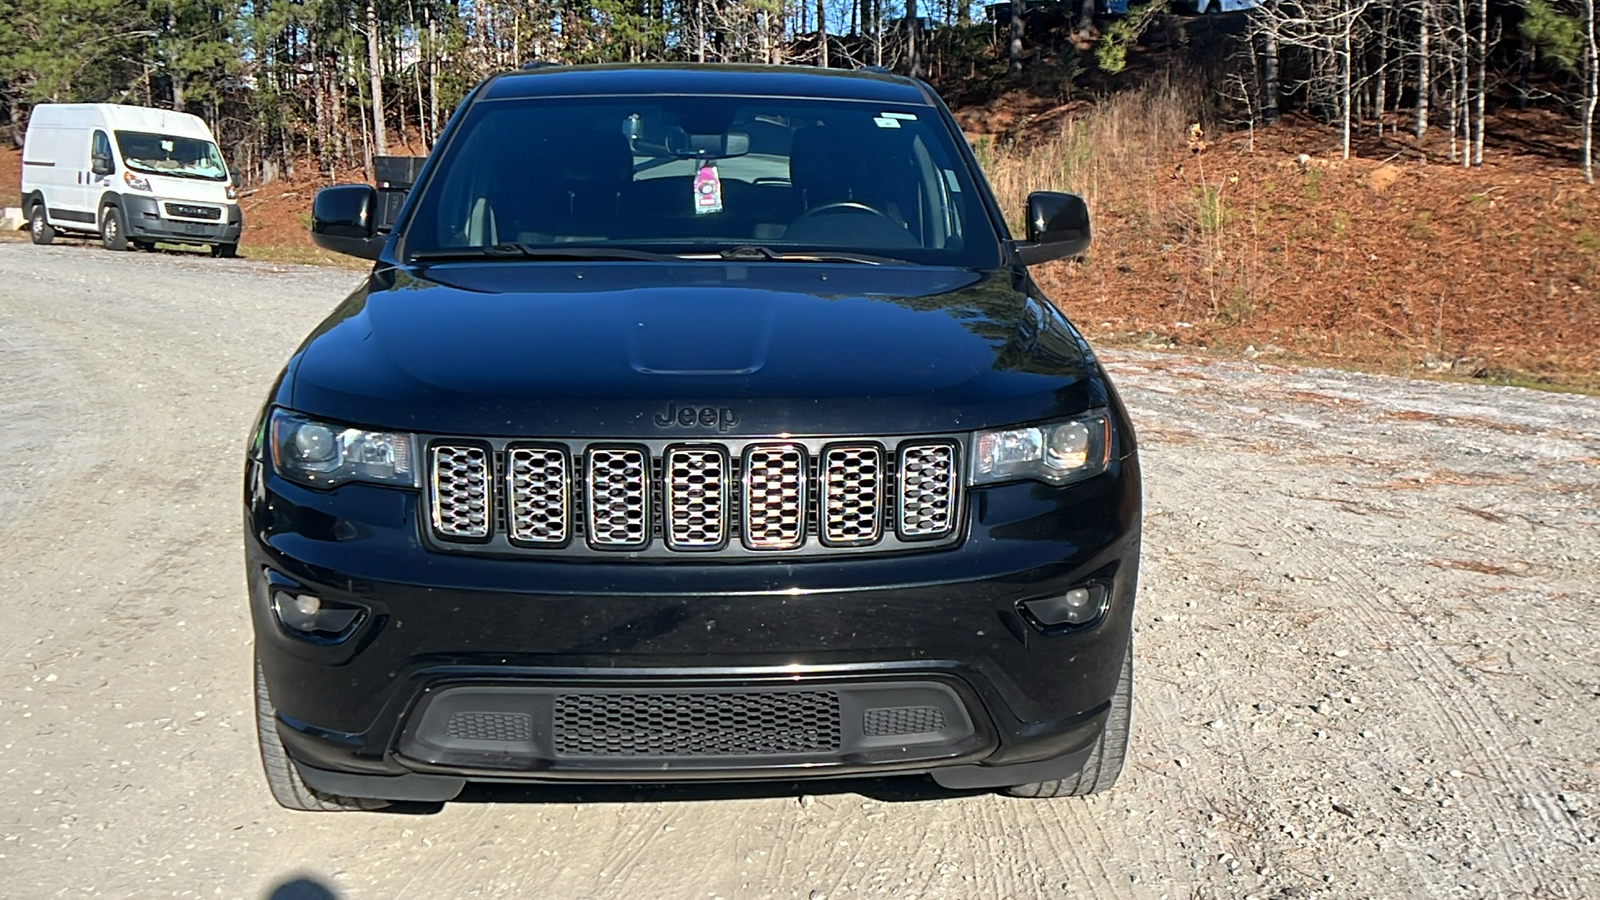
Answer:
xmin=1 ymin=243 xmax=1595 ymax=898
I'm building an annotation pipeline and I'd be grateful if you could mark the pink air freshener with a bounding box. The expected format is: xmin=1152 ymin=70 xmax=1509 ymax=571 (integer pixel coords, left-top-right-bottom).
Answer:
xmin=693 ymin=164 xmax=723 ymax=215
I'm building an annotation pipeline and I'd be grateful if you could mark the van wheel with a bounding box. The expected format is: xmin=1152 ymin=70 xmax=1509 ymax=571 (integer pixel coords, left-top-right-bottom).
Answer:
xmin=133 ymin=241 xmax=156 ymax=253
xmin=212 ymin=242 xmax=238 ymax=259
xmin=100 ymin=204 xmax=130 ymax=251
xmin=29 ymin=206 xmax=55 ymax=245
xmin=1003 ymin=634 xmax=1133 ymax=798
xmin=255 ymin=656 xmax=389 ymax=812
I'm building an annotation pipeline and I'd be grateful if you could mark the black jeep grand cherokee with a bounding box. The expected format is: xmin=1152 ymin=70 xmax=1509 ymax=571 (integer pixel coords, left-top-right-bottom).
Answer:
xmin=245 ymin=63 xmax=1140 ymax=811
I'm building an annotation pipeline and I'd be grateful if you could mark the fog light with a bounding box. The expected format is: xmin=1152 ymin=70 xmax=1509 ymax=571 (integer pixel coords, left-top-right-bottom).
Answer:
xmin=271 ymin=590 xmax=361 ymax=636
xmin=1020 ymin=584 xmax=1107 ymax=629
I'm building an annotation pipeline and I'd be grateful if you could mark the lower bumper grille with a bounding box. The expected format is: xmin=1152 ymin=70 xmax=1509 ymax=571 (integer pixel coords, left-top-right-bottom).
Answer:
xmin=397 ymin=679 xmax=985 ymax=773
xmin=553 ymin=691 xmax=841 ymax=757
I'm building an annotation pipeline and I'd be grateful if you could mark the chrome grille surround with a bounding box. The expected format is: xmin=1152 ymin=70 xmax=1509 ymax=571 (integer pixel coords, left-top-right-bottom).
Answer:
xmin=429 ymin=444 xmax=491 ymax=539
xmin=664 ymin=446 xmax=729 ymax=550
xmin=742 ymin=444 xmax=806 ymax=550
xmin=821 ymin=444 xmax=883 ymax=546
xmin=423 ymin=435 xmax=962 ymax=558
xmin=506 ymin=445 xmax=569 ymax=545
xmin=897 ymin=442 xmax=958 ymax=539
xmin=585 ymin=447 xmax=650 ymax=548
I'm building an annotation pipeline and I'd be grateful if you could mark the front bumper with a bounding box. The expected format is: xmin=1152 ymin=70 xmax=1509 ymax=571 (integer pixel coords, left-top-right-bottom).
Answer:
xmin=124 ymin=195 xmax=241 ymax=244
xmin=245 ymin=451 xmax=1140 ymax=797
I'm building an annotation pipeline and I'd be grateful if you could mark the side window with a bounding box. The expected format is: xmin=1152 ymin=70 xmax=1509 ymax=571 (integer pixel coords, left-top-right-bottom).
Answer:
xmin=92 ymin=131 xmax=113 ymax=172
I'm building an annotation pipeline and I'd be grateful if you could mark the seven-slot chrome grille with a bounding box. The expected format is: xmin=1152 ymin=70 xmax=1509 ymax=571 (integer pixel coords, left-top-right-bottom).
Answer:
xmin=424 ymin=437 xmax=962 ymax=558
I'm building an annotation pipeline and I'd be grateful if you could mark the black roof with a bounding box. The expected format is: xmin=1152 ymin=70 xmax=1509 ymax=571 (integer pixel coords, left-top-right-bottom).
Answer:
xmin=480 ymin=64 xmax=938 ymax=106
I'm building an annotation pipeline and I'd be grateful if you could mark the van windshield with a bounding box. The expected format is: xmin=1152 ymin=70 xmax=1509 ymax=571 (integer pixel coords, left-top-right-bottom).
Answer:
xmin=115 ymin=131 xmax=227 ymax=181
xmin=402 ymin=96 xmax=1001 ymax=267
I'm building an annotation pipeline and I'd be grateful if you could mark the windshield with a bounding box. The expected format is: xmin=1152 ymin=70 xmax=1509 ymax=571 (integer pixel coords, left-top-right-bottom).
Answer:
xmin=115 ymin=131 xmax=227 ymax=181
xmin=402 ymin=95 xmax=1001 ymax=267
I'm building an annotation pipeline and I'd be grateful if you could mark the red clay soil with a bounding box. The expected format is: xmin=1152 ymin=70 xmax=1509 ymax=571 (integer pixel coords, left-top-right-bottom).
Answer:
xmin=1018 ymin=114 xmax=1600 ymax=388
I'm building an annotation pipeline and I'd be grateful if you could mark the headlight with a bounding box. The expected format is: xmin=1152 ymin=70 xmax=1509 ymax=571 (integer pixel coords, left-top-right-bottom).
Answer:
xmin=268 ymin=409 xmax=416 ymax=488
xmin=226 ymin=185 xmax=238 ymax=200
xmin=970 ymin=411 xmax=1112 ymax=486
xmin=123 ymin=171 xmax=152 ymax=192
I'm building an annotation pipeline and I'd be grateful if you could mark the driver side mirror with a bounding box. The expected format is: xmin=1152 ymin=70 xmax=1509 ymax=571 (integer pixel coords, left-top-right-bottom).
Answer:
xmin=310 ymin=184 xmax=384 ymax=260
xmin=1014 ymin=191 xmax=1091 ymax=266
xmin=91 ymin=155 xmax=113 ymax=177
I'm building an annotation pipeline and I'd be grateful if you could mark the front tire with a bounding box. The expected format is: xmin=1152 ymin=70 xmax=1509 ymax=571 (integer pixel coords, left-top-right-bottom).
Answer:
xmin=211 ymin=242 xmax=238 ymax=259
xmin=29 ymin=205 xmax=54 ymax=245
xmin=255 ymin=656 xmax=389 ymax=812
xmin=100 ymin=204 xmax=129 ymax=251
xmin=1004 ymin=635 xmax=1133 ymax=798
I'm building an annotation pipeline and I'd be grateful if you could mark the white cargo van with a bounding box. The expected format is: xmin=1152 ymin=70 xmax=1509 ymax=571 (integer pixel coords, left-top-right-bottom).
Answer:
xmin=21 ymin=104 xmax=243 ymax=257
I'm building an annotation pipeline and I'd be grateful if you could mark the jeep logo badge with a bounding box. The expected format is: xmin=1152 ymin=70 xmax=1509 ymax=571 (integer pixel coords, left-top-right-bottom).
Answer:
xmin=654 ymin=402 xmax=739 ymax=432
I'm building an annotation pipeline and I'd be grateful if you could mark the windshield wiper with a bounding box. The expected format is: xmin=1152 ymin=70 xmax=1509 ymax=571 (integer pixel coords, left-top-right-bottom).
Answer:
xmin=409 ymin=244 xmax=682 ymax=263
xmin=717 ymin=245 xmax=890 ymax=265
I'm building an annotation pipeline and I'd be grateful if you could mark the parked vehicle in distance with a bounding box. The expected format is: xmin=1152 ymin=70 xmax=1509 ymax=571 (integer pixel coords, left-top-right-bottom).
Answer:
xmin=1175 ymin=0 xmax=1260 ymax=13
xmin=20 ymin=104 xmax=243 ymax=257
xmin=247 ymin=63 xmax=1141 ymax=811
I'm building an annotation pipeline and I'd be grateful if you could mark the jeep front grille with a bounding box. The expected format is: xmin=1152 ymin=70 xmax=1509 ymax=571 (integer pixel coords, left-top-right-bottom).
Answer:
xmin=586 ymin=447 xmax=650 ymax=548
xmin=425 ymin=436 xmax=962 ymax=557
xmin=897 ymin=443 xmax=958 ymax=539
xmin=822 ymin=445 xmax=883 ymax=546
xmin=665 ymin=447 xmax=728 ymax=549
xmin=742 ymin=444 xmax=805 ymax=550
xmin=506 ymin=446 xmax=568 ymax=545
xmin=429 ymin=445 xmax=490 ymax=539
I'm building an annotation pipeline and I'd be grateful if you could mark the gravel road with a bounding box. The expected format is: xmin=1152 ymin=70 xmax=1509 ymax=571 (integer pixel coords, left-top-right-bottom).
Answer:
xmin=1 ymin=241 xmax=1596 ymax=899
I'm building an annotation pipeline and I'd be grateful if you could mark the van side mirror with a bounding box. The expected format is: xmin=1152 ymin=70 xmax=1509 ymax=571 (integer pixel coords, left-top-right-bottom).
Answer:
xmin=1014 ymin=191 xmax=1091 ymax=266
xmin=91 ymin=155 xmax=113 ymax=177
xmin=310 ymin=184 xmax=383 ymax=260
xmin=229 ymin=166 xmax=241 ymax=188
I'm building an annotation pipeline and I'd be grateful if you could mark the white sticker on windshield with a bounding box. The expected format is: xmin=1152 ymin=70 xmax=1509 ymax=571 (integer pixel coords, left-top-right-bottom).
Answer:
xmin=872 ymin=117 xmax=901 ymax=129
xmin=881 ymin=112 xmax=919 ymax=120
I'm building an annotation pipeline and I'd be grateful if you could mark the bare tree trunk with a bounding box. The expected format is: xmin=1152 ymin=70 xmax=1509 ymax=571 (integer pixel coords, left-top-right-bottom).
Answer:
xmin=1472 ymin=0 xmax=1487 ymax=165
xmin=1340 ymin=22 xmax=1353 ymax=158
xmin=1415 ymin=0 xmax=1430 ymax=138
xmin=1261 ymin=4 xmax=1281 ymax=124
xmin=817 ymin=0 xmax=828 ymax=67
xmin=1584 ymin=0 xmax=1597 ymax=182
xmin=1008 ymin=0 xmax=1025 ymax=79
xmin=907 ymin=0 xmax=920 ymax=77
xmin=1375 ymin=9 xmax=1388 ymax=136
xmin=1457 ymin=0 xmax=1470 ymax=166
xmin=367 ymin=0 xmax=388 ymax=156
xmin=428 ymin=8 xmax=439 ymax=142
xmin=874 ymin=0 xmax=884 ymax=65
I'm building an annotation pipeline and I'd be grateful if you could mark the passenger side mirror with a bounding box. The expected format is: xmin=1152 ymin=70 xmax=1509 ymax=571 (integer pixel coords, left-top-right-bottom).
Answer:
xmin=229 ymin=166 xmax=242 ymax=188
xmin=1014 ymin=191 xmax=1091 ymax=266
xmin=91 ymin=155 xmax=113 ymax=177
xmin=310 ymin=184 xmax=384 ymax=260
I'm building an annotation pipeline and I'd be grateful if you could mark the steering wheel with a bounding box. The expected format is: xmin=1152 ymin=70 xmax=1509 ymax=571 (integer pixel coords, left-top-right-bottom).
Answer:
xmin=792 ymin=200 xmax=895 ymax=225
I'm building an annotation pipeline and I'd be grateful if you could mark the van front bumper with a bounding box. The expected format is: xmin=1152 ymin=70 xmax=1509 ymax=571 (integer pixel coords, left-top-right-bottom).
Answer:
xmin=124 ymin=195 xmax=241 ymax=244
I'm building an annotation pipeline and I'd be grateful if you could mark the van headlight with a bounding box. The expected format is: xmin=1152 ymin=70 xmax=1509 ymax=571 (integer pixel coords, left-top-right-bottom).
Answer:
xmin=269 ymin=409 xmax=417 ymax=488
xmin=970 ymin=411 xmax=1112 ymax=486
xmin=123 ymin=171 xmax=152 ymax=192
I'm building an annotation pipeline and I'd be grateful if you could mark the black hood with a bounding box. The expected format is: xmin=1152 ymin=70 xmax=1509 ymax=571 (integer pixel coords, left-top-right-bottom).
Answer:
xmin=284 ymin=261 xmax=1106 ymax=437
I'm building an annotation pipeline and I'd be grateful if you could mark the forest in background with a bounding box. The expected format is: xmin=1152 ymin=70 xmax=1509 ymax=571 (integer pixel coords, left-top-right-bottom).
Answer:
xmin=0 ymin=0 xmax=1596 ymax=183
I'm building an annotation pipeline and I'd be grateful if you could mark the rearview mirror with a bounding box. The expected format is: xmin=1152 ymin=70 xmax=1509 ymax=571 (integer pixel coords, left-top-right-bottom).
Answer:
xmin=91 ymin=155 xmax=113 ymax=177
xmin=310 ymin=184 xmax=383 ymax=260
xmin=666 ymin=131 xmax=750 ymax=160
xmin=1014 ymin=191 xmax=1091 ymax=266
xmin=229 ymin=166 xmax=242 ymax=188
